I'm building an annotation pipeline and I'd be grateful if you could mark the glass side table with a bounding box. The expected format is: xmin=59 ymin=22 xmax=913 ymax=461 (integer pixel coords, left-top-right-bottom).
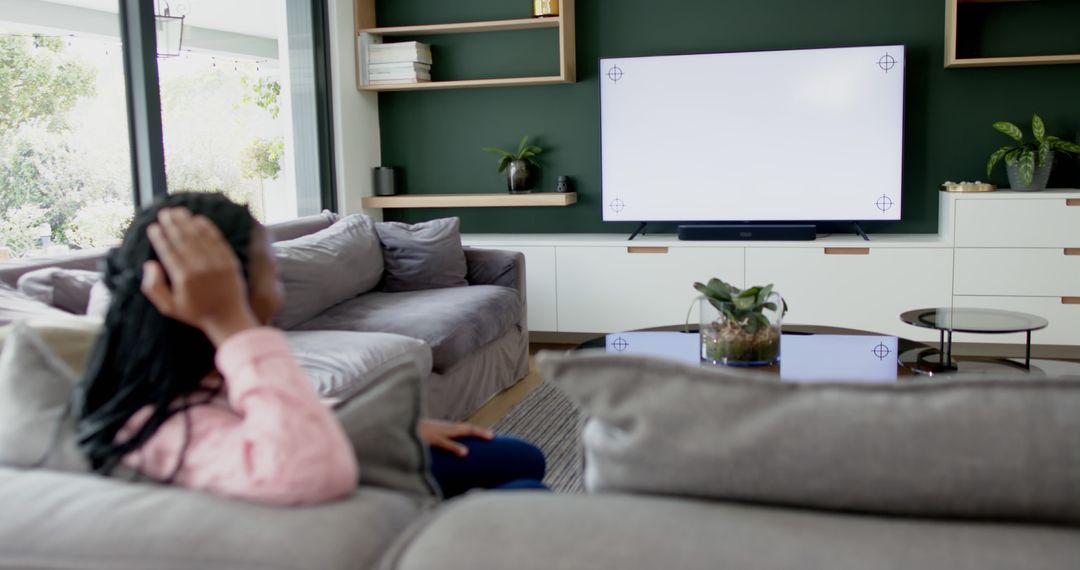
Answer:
xmin=899 ymin=308 xmax=1049 ymax=374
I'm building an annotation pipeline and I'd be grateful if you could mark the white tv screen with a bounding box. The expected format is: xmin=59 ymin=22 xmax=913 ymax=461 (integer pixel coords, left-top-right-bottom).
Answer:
xmin=600 ymin=45 xmax=905 ymax=222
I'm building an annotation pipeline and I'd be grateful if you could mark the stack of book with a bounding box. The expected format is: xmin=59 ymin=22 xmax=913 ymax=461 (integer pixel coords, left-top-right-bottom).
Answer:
xmin=367 ymin=41 xmax=432 ymax=85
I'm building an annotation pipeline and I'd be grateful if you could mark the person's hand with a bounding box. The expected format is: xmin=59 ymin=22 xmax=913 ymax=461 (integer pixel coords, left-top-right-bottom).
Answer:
xmin=141 ymin=207 xmax=259 ymax=346
xmin=417 ymin=419 xmax=494 ymax=457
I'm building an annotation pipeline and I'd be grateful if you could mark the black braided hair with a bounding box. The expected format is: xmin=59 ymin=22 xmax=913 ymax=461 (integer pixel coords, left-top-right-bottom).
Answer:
xmin=76 ymin=192 xmax=256 ymax=475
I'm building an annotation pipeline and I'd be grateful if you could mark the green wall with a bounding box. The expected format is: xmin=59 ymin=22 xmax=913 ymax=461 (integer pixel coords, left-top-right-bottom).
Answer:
xmin=377 ymin=0 xmax=1080 ymax=234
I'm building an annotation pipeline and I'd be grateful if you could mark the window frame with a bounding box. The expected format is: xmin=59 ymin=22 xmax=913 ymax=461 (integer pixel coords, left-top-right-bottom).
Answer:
xmin=117 ymin=0 xmax=338 ymax=213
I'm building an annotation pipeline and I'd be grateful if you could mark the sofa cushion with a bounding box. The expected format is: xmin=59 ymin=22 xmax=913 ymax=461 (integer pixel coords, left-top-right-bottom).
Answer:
xmin=330 ymin=357 xmax=439 ymax=498
xmin=0 ymin=318 xmax=101 ymax=472
xmin=539 ymin=351 xmax=1080 ymax=524
xmin=267 ymin=210 xmax=340 ymax=242
xmin=16 ymin=267 xmax=102 ymax=314
xmin=295 ymin=285 xmax=522 ymax=372
xmin=0 ymin=284 xmax=66 ymax=326
xmin=0 ymin=467 xmax=423 ymax=570
xmin=286 ymin=330 xmax=433 ymax=400
xmin=273 ymin=214 xmax=384 ymax=329
xmin=376 ymin=217 xmax=468 ymax=293
xmin=380 ymin=493 xmax=1080 ymax=570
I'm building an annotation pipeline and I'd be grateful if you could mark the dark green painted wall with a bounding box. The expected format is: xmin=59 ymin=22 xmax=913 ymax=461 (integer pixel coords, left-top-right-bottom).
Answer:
xmin=377 ymin=0 xmax=1080 ymax=234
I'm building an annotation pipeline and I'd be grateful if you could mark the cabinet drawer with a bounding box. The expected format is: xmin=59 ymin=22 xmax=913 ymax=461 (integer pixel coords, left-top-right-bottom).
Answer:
xmin=954 ymin=248 xmax=1080 ymax=296
xmin=746 ymin=247 xmax=953 ymax=342
xmin=952 ymin=296 xmax=1080 ymax=346
xmin=955 ymin=198 xmax=1080 ymax=247
xmin=556 ymin=246 xmax=744 ymax=333
xmin=467 ymin=245 xmax=557 ymax=332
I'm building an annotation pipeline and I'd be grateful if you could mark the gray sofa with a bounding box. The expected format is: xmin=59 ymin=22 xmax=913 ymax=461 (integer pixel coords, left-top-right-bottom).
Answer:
xmin=378 ymin=352 xmax=1080 ymax=570
xmin=0 ymin=212 xmax=529 ymax=421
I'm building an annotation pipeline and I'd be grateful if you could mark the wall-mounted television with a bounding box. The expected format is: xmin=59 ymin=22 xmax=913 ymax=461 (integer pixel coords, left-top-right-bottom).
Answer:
xmin=600 ymin=45 xmax=905 ymax=227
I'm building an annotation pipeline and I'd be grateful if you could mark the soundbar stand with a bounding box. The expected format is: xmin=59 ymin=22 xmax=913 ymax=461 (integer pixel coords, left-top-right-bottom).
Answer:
xmin=852 ymin=222 xmax=871 ymax=241
xmin=627 ymin=222 xmax=648 ymax=241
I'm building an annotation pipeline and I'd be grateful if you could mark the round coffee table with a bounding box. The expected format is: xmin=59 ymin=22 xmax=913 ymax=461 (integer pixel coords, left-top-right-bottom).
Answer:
xmin=578 ymin=324 xmax=928 ymax=382
xmin=899 ymin=308 xmax=1049 ymax=374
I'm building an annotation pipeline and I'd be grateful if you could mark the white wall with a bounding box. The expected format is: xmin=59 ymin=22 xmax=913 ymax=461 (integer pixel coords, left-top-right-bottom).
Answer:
xmin=328 ymin=0 xmax=381 ymax=217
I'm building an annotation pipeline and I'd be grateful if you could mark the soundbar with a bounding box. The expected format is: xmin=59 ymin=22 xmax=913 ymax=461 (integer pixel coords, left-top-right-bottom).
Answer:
xmin=677 ymin=224 xmax=817 ymax=241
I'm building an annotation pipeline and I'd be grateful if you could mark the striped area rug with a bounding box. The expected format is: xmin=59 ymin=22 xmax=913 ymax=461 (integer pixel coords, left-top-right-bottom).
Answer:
xmin=492 ymin=382 xmax=584 ymax=493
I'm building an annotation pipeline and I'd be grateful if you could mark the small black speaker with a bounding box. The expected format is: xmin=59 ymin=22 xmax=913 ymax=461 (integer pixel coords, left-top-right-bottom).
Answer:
xmin=373 ymin=166 xmax=397 ymax=196
xmin=678 ymin=224 xmax=817 ymax=241
xmin=555 ymin=175 xmax=571 ymax=192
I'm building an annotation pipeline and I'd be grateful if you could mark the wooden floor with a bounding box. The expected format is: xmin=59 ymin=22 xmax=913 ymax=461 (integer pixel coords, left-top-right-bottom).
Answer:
xmin=466 ymin=344 xmax=572 ymax=427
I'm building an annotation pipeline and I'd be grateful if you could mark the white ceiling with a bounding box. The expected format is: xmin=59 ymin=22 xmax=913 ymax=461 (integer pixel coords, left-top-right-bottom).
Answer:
xmin=39 ymin=0 xmax=282 ymax=39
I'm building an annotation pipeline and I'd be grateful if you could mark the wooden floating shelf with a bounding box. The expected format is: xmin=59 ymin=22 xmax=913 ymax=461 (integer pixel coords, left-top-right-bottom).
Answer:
xmin=354 ymin=0 xmax=575 ymax=92
xmin=360 ymin=17 xmax=560 ymax=37
xmin=946 ymin=0 xmax=1080 ymax=68
xmin=360 ymin=75 xmax=569 ymax=92
xmin=362 ymin=192 xmax=577 ymax=209
xmin=947 ymin=54 xmax=1080 ymax=67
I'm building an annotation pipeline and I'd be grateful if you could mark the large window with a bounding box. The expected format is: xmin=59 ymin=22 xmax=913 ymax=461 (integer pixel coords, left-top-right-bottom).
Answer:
xmin=0 ymin=3 xmax=134 ymax=260
xmin=0 ymin=0 xmax=335 ymax=261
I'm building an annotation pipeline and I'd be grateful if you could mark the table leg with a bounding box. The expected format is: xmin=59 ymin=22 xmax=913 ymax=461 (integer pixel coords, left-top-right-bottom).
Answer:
xmin=1025 ymin=331 xmax=1032 ymax=369
xmin=945 ymin=330 xmax=953 ymax=363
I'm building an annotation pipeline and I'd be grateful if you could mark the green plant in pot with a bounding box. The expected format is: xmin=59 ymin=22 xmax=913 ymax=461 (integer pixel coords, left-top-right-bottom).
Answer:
xmin=693 ymin=278 xmax=788 ymax=366
xmin=987 ymin=114 xmax=1080 ymax=192
xmin=482 ymin=136 xmax=543 ymax=194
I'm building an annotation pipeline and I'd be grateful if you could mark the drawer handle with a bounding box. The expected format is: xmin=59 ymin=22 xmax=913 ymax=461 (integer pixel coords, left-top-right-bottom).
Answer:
xmin=1068 ymin=199 xmax=1080 ymax=207
xmin=627 ymin=246 xmax=668 ymax=254
xmin=824 ymin=247 xmax=870 ymax=255
xmin=1066 ymin=248 xmax=1080 ymax=256
xmin=1064 ymin=297 xmax=1080 ymax=305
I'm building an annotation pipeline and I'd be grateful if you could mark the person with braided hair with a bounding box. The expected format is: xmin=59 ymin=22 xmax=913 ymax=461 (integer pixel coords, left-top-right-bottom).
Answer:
xmin=76 ymin=193 xmax=545 ymax=505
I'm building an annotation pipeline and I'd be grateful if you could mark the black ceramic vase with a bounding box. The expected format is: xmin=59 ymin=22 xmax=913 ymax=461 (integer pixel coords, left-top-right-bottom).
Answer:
xmin=506 ymin=160 xmax=535 ymax=193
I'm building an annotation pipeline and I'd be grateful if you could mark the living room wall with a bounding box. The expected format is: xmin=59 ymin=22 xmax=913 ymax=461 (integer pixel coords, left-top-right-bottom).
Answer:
xmin=376 ymin=0 xmax=1080 ymax=234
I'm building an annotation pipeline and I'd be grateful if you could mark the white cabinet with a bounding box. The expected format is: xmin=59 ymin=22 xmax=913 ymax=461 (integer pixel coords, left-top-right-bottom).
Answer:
xmin=746 ymin=247 xmax=953 ymax=341
xmin=461 ymin=190 xmax=1080 ymax=348
xmin=556 ymin=246 xmax=744 ymax=333
xmin=945 ymin=190 xmax=1080 ymax=346
xmin=953 ymin=197 xmax=1080 ymax=247
xmin=954 ymin=249 xmax=1080 ymax=297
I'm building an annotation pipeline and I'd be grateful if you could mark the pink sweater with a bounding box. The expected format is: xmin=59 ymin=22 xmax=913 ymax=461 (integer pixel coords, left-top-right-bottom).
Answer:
xmin=118 ymin=328 xmax=359 ymax=506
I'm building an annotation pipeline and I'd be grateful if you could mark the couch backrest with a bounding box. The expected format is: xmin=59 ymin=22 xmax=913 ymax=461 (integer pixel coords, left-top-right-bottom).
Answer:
xmin=0 ymin=211 xmax=342 ymax=288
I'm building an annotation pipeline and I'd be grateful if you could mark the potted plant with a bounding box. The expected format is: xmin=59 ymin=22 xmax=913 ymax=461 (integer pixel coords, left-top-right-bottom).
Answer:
xmin=986 ymin=114 xmax=1080 ymax=192
xmin=693 ymin=278 xmax=787 ymax=366
xmin=482 ymin=136 xmax=543 ymax=194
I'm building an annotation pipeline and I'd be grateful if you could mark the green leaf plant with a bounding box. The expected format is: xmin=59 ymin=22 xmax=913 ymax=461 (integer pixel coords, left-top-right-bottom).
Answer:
xmin=986 ymin=114 xmax=1080 ymax=185
xmin=481 ymin=136 xmax=543 ymax=173
xmin=692 ymin=278 xmax=788 ymax=335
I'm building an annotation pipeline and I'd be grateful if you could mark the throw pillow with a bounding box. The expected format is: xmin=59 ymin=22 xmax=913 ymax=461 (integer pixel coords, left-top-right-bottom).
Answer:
xmin=17 ymin=268 xmax=102 ymax=314
xmin=272 ymin=214 xmax=384 ymax=329
xmin=0 ymin=318 xmax=102 ymax=472
xmin=86 ymin=280 xmax=112 ymax=318
xmin=376 ymin=217 xmax=468 ymax=293
xmin=0 ymin=284 xmax=66 ymax=327
xmin=332 ymin=357 xmax=439 ymax=498
xmin=539 ymin=350 xmax=1080 ymax=524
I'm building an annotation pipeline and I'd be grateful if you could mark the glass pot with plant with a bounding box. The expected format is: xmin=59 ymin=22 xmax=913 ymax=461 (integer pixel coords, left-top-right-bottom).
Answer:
xmin=482 ymin=136 xmax=543 ymax=194
xmin=692 ymin=278 xmax=787 ymax=366
xmin=986 ymin=114 xmax=1080 ymax=192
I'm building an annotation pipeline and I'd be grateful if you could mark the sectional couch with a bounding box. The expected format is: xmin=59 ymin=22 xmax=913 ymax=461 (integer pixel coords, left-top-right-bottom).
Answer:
xmin=0 ymin=212 xmax=529 ymax=421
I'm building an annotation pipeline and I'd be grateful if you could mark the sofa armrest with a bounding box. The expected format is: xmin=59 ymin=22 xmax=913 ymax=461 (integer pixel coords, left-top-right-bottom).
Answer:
xmin=463 ymin=248 xmax=525 ymax=299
